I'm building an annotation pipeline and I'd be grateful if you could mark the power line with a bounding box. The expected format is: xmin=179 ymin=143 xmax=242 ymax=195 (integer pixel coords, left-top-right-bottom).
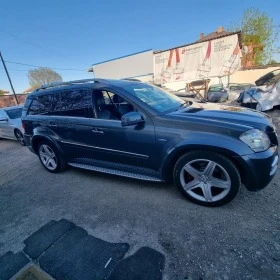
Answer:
xmin=0 ymin=29 xmax=67 ymax=59
xmin=4 ymin=60 xmax=86 ymax=71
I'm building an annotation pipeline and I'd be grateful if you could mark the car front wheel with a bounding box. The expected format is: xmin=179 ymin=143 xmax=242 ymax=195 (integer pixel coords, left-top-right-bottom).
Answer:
xmin=38 ymin=141 xmax=65 ymax=173
xmin=174 ymin=151 xmax=241 ymax=207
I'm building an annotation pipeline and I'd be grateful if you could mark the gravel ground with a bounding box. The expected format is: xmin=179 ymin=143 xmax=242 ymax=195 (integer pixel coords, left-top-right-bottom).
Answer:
xmin=0 ymin=109 xmax=279 ymax=280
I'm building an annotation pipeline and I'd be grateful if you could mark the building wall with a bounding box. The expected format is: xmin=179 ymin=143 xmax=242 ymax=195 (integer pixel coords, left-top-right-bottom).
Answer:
xmin=161 ymin=66 xmax=280 ymax=92
xmin=0 ymin=94 xmax=27 ymax=108
xmin=229 ymin=66 xmax=280 ymax=84
xmin=93 ymin=50 xmax=153 ymax=80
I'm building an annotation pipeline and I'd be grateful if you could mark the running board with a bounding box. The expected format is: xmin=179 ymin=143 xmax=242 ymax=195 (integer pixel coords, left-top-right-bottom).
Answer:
xmin=68 ymin=162 xmax=163 ymax=182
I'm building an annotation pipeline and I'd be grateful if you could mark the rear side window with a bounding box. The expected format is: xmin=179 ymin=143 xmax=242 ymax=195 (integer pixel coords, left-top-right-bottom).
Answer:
xmin=0 ymin=109 xmax=7 ymax=119
xmin=5 ymin=108 xmax=23 ymax=119
xmin=28 ymin=93 xmax=59 ymax=115
xmin=55 ymin=89 xmax=93 ymax=118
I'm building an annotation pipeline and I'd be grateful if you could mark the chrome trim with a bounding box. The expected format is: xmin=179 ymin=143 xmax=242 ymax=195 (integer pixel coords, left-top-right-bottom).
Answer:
xmin=270 ymin=166 xmax=278 ymax=176
xmin=60 ymin=140 xmax=149 ymax=158
xmin=271 ymin=155 xmax=278 ymax=167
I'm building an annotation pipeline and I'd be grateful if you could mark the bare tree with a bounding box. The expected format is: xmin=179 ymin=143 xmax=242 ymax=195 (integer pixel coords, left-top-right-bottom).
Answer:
xmin=28 ymin=67 xmax=62 ymax=87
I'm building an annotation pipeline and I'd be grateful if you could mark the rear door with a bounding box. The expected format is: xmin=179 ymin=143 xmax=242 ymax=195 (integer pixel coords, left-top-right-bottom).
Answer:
xmin=45 ymin=88 xmax=95 ymax=160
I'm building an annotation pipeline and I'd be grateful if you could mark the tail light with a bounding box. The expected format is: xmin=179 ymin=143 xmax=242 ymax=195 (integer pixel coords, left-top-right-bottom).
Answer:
xmin=22 ymin=122 xmax=26 ymax=132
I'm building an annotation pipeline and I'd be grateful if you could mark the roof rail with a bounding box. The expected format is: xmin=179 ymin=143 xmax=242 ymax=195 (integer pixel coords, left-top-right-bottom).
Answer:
xmin=37 ymin=78 xmax=108 ymax=91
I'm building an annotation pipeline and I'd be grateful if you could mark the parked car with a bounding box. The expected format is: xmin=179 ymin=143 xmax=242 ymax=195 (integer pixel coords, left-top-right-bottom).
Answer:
xmin=22 ymin=79 xmax=278 ymax=207
xmin=226 ymin=83 xmax=254 ymax=101
xmin=255 ymin=68 xmax=280 ymax=86
xmin=0 ymin=106 xmax=25 ymax=145
xmin=207 ymin=83 xmax=254 ymax=103
xmin=207 ymin=84 xmax=228 ymax=102
xmin=238 ymin=70 xmax=280 ymax=111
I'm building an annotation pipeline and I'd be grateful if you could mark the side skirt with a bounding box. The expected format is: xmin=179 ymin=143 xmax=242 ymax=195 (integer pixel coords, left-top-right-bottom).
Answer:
xmin=67 ymin=158 xmax=163 ymax=182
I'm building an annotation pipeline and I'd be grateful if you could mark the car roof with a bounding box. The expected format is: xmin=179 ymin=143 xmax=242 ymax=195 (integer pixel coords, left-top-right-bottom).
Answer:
xmin=2 ymin=105 xmax=23 ymax=110
xmin=29 ymin=79 xmax=143 ymax=96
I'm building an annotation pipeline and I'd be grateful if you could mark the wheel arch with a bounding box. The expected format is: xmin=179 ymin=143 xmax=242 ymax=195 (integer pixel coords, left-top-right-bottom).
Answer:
xmin=31 ymin=135 xmax=64 ymax=156
xmin=160 ymin=144 xmax=246 ymax=183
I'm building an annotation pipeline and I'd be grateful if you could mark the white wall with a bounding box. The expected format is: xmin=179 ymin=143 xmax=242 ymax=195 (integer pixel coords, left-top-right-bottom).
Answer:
xmin=93 ymin=50 xmax=153 ymax=79
xmin=161 ymin=66 xmax=280 ymax=92
xmin=229 ymin=66 xmax=280 ymax=84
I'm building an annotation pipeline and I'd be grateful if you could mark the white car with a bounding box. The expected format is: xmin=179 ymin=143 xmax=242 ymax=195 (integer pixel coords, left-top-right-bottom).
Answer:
xmin=0 ymin=106 xmax=25 ymax=145
xmin=238 ymin=69 xmax=280 ymax=111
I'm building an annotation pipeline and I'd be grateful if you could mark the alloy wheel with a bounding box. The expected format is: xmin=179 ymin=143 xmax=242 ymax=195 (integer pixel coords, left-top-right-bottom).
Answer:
xmin=179 ymin=159 xmax=231 ymax=202
xmin=15 ymin=130 xmax=25 ymax=146
xmin=39 ymin=144 xmax=58 ymax=171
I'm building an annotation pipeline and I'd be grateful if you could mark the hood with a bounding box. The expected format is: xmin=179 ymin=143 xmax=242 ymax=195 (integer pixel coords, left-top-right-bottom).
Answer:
xmin=255 ymin=69 xmax=280 ymax=86
xmin=168 ymin=102 xmax=274 ymax=132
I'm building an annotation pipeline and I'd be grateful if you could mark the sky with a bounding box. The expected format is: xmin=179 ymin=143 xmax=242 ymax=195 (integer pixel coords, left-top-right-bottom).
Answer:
xmin=1 ymin=0 xmax=279 ymax=93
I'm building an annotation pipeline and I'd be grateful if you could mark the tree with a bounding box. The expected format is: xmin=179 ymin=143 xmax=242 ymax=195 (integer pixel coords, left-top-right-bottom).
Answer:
xmin=0 ymin=90 xmax=9 ymax=95
xmin=229 ymin=7 xmax=280 ymax=65
xmin=268 ymin=59 xmax=279 ymax=65
xmin=28 ymin=67 xmax=62 ymax=87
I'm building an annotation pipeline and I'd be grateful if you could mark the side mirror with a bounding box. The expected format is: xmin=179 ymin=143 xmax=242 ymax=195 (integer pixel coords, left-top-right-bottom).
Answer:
xmin=0 ymin=117 xmax=8 ymax=122
xmin=121 ymin=112 xmax=144 ymax=127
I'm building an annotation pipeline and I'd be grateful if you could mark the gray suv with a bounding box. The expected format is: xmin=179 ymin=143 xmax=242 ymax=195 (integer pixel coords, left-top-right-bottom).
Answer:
xmin=22 ymin=79 xmax=278 ymax=206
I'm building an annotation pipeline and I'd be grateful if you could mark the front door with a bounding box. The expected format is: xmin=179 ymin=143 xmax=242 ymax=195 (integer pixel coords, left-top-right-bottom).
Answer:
xmin=83 ymin=89 xmax=157 ymax=170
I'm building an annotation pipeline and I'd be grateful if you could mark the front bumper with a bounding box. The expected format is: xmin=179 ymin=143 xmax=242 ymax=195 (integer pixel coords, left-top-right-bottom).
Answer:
xmin=234 ymin=145 xmax=278 ymax=191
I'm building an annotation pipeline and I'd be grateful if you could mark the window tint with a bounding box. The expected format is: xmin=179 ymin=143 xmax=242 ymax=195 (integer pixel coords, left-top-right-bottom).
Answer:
xmin=55 ymin=89 xmax=93 ymax=118
xmin=5 ymin=108 xmax=23 ymax=119
xmin=0 ymin=109 xmax=7 ymax=119
xmin=93 ymin=90 xmax=134 ymax=120
xmin=124 ymin=84 xmax=182 ymax=113
xmin=28 ymin=93 xmax=59 ymax=115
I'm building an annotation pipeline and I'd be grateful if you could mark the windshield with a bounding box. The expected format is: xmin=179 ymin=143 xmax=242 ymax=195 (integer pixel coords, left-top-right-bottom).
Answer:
xmin=124 ymin=84 xmax=183 ymax=113
xmin=5 ymin=108 xmax=23 ymax=119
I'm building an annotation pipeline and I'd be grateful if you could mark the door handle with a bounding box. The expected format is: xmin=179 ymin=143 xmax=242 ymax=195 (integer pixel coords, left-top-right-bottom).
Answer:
xmin=92 ymin=128 xmax=104 ymax=134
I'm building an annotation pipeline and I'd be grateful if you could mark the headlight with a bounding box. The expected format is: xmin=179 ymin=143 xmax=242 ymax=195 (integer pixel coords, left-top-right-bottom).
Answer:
xmin=240 ymin=129 xmax=270 ymax=152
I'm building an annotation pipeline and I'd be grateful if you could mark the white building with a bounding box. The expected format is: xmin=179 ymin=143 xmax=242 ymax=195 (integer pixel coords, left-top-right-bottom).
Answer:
xmin=90 ymin=28 xmax=242 ymax=91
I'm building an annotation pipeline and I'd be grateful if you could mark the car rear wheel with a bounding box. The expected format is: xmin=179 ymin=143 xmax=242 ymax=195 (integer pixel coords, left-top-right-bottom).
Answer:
xmin=14 ymin=129 xmax=26 ymax=146
xmin=174 ymin=151 xmax=241 ymax=207
xmin=38 ymin=141 xmax=65 ymax=173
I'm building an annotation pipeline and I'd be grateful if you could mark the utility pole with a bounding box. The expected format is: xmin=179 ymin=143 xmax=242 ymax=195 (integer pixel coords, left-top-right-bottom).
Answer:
xmin=0 ymin=51 xmax=19 ymax=105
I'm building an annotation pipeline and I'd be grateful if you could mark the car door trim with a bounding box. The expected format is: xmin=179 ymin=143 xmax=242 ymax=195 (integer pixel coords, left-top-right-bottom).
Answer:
xmin=60 ymin=140 xmax=149 ymax=158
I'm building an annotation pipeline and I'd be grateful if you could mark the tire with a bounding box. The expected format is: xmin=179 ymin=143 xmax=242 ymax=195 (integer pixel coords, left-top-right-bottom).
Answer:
xmin=37 ymin=141 xmax=65 ymax=173
xmin=14 ymin=129 xmax=26 ymax=146
xmin=173 ymin=151 xmax=241 ymax=207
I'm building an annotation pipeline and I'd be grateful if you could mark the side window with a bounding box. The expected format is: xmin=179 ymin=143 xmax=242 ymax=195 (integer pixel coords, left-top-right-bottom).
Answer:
xmin=0 ymin=109 xmax=7 ymax=119
xmin=28 ymin=93 xmax=59 ymax=115
xmin=93 ymin=90 xmax=134 ymax=120
xmin=55 ymin=89 xmax=93 ymax=118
